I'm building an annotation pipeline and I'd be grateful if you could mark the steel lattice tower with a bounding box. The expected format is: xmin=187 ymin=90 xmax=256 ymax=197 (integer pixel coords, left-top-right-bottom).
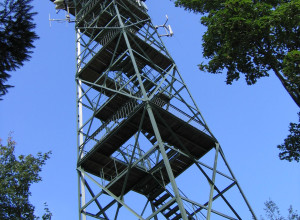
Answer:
xmin=50 ymin=0 xmax=257 ymax=219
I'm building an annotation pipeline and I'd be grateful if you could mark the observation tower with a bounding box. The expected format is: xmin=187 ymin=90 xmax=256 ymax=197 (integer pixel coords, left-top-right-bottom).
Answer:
xmin=50 ymin=0 xmax=257 ymax=219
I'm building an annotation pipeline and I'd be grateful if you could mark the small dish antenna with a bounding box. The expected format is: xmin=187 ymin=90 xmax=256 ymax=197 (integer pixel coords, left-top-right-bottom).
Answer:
xmin=155 ymin=15 xmax=174 ymax=37
xmin=49 ymin=0 xmax=74 ymax=27
xmin=53 ymin=0 xmax=65 ymax=10
xmin=135 ymin=0 xmax=148 ymax=10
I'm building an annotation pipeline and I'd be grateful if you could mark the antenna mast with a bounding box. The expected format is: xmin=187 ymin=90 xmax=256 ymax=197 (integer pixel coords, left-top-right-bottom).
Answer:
xmin=49 ymin=0 xmax=257 ymax=219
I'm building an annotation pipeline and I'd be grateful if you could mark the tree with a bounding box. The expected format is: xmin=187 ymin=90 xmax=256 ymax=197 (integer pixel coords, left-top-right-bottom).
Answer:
xmin=41 ymin=203 xmax=53 ymax=220
xmin=173 ymin=0 xmax=300 ymax=162
xmin=277 ymin=112 xmax=300 ymax=162
xmin=261 ymin=199 xmax=300 ymax=220
xmin=0 ymin=0 xmax=38 ymax=99
xmin=173 ymin=0 xmax=300 ymax=107
xmin=0 ymin=136 xmax=51 ymax=219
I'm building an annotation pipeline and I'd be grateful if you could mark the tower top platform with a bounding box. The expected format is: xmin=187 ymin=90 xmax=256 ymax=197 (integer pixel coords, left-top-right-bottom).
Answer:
xmin=50 ymin=0 xmax=148 ymax=16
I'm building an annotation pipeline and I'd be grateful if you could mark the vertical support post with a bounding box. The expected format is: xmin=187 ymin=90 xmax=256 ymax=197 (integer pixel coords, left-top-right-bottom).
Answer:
xmin=67 ymin=0 xmax=258 ymax=219
xmin=219 ymin=149 xmax=258 ymax=220
xmin=76 ymin=28 xmax=86 ymax=220
xmin=113 ymin=2 xmax=188 ymax=218
xmin=207 ymin=143 xmax=220 ymax=220
xmin=150 ymin=201 xmax=159 ymax=220
xmin=146 ymin=103 xmax=188 ymax=220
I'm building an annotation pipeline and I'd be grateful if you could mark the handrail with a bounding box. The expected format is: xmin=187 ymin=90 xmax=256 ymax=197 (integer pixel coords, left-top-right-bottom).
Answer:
xmin=151 ymin=98 xmax=203 ymax=127
xmin=87 ymin=98 xmax=142 ymax=144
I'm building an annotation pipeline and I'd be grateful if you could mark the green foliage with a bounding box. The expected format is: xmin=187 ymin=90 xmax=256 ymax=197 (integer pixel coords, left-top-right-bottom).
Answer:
xmin=261 ymin=199 xmax=300 ymax=220
xmin=0 ymin=136 xmax=51 ymax=219
xmin=283 ymin=51 xmax=300 ymax=94
xmin=277 ymin=112 xmax=300 ymax=162
xmin=174 ymin=0 xmax=300 ymax=107
xmin=174 ymin=0 xmax=226 ymax=14
xmin=41 ymin=203 xmax=52 ymax=220
xmin=0 ymin=0 xmax=38 ymax=99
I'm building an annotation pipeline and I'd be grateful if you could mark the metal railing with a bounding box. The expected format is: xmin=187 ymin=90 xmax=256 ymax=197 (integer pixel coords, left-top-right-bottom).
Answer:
xmin=87 ymin=97 xmax=142 ymax=144
xmin=99 ymin=144 xmax=160 ymax=184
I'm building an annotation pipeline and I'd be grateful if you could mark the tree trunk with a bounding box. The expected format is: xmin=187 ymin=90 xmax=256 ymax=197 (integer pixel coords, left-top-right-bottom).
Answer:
xmin=271 ymin=66 xmax=300 ymax=108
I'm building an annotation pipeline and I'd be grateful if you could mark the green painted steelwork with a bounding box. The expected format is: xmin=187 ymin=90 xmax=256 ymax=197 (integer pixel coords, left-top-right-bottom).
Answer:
xmin=49 ymin=0 xmax=257 ymax=219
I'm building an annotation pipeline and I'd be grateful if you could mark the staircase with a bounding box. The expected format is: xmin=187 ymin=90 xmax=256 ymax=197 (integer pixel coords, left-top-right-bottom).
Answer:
xmin=150 ymin=190 xmax=195 ymax=220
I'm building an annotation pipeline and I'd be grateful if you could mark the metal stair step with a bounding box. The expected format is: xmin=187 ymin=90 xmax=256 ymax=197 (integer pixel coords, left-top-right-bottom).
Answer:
xmin=153 ymin=193 xmax=171 ymax=207
xmin=144 ymin=132 xmax=153 ymax=139
xmin=148 ymin=187 xmax=166 ymax=201
xmin=171 ymin=210 xmax=196 ymax=220
xmin=164 ymin=205 xmax=179 ymax=218
xmin=149 ymin=136 xmax=157 ymax=144
xmin=171 ymin=214 xmax=183 ymax=220
xmin=143 ymin=132 xmax=157 ymax=145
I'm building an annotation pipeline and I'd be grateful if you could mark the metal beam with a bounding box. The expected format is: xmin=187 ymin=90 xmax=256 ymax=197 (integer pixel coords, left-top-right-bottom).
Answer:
xmin=78 ymin=168 xmax=145 ymax=220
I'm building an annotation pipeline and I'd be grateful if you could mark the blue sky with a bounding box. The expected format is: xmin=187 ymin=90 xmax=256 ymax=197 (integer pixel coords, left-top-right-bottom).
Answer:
xmin=0 ymin=0 xmax=299 ymax=219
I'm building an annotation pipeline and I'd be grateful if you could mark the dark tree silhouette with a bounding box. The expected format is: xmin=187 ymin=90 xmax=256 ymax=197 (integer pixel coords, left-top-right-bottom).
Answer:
xmin=278 ymin=113 xmax=300 ymax=162
xmin=0 ymin=0 xmax=38 ymax=99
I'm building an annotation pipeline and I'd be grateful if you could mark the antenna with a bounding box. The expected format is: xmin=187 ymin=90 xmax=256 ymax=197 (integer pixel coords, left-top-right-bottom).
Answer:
xmin=155 ymin=15 xmax=174 ymax=37
xmin=49 ymin=0 xmax=75 ymax=27
xmin=135 ymin=0 xmax=148 ymax=10
xmin=135 ymin=0 xmax=141 ymax=6
xmin=49 ymin=13 xmax=73 ymax=27
xmin=53 ymin=0 xmax=65 ymax=10
xmin=48 ymin=1 xmax=258 ymax=219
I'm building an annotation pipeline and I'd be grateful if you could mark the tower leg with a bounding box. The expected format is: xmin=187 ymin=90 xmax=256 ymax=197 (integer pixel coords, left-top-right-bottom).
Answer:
xmin=66 ymin=0 xmax=258 ymax=218
xmin=207 ymin=143 xmax=220 ymax=220
xmin=146 ymin=102 xmax=188 ymax=220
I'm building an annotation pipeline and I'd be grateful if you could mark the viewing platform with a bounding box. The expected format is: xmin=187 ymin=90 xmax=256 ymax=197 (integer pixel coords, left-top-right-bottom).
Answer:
xmin=78 ymin=30 xmax=173 ymax=84
xmin=78 ymin=102 xmax=215 ymax=197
